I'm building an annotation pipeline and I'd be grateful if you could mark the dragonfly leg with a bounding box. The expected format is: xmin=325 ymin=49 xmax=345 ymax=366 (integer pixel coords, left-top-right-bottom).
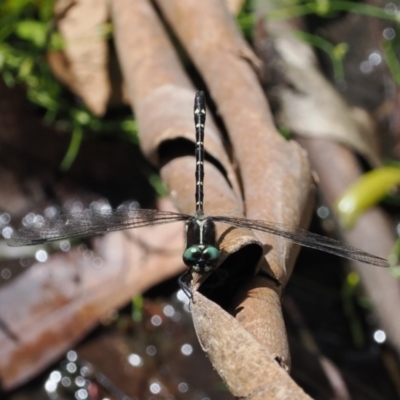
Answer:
xmin=178 ymin=270 xmax=193 ymax=300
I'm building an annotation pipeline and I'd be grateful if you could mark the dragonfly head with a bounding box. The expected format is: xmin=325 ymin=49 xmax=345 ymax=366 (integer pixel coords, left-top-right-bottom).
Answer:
xmin=183 ymin=244 xmax=219 ymax=273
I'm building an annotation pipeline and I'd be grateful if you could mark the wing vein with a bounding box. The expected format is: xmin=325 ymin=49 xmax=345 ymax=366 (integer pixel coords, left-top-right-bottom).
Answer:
xmin=212 ymin=216 xmax=389 ymax=268
xmin=8 ymin=209 xmax=190 ymax=246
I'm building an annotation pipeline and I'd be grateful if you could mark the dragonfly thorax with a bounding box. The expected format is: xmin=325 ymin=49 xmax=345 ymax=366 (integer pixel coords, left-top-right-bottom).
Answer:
xmin=183 ymin=215 xmax=219 ymax=273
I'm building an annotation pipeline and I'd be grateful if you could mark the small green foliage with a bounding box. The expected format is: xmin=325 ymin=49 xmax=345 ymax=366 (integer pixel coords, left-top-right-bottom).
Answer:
xmin=389 ymin=237 xmax=400 ymax=274
xmin=132 ymin=295 xmax=144 ymax=322
xmin=0 ymin=0 xmax=160 ymax=199
xmin=294 ymin=30 xmax=348 ymax=81
xmin=237 ymin=0 xmax=255 ymax=39
xmin=60 ymin=126 xmax=83 ymax=172
xmin=267 ymin=0 xmax=400 ymax=22
xmin=342 ymin=271 xmax=365 ymax=348
xmin=278 ymin=126 xmax=292 ymax=140
xmin=335 ymin=167 xmax=400 ymax=229
xmin=0 ymin=0 xmax=63 ymax=115
xmin=383 ymin=27 xmax=400 ymax=86
xmin=149 ymin=175 xmax=169 ymax=197
xmin=15 ymin=19 xmax=47 ymax=47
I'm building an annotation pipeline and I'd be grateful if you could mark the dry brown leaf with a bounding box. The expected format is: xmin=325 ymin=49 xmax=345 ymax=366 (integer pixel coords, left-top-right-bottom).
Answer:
xmin=111 ymin=0 xmax=264 ymax=278
xmin=110 ymin=0 xmax=318 ymax=393
xmin=192 ymin=291 xmax=312 ymax=399
xmin=156 ymin=0 xmax=313 ymax=285
xmin=155 ymin=0 xmax=314 ymax=379
xmin=54 ymin=0 xmax=110 ymax=115
xmin=224 ymin=0 xmax=246 ymax=15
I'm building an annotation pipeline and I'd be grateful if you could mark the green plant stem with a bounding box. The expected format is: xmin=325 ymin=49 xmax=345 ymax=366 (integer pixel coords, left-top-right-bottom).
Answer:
xmin=268 ymin=1 xmax=400 ymax=22
xmin=60 ymin=126 xmax=83 ymax=171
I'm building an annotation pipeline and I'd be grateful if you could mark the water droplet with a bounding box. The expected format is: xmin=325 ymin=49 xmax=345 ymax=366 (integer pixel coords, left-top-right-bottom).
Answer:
xmin=0 ymin=213 xmax=11 ymax=225
xmin=80 ymin=366 xmax=91 ymax=377
xmin=383 ymin=27 xmax=396 ymax=40
xmin=66 ymin=362 xmax=77 ymax=373
xmin=50 ymin=370 xmax=62 ymax=383
xmin=20 ymin=257 xmax=32 ymax=267
xmin=360 ymin=60 xmax=372 ymax=74
xmin=75 ymin=376 xmax=86 ymax=387
xmin=2 ymin=226 xmax=13 ymax=239
xmin=61 ymin=376 xmax=71 ymax=387
xmin=1 ymin=269 xmax=11 ymax=280
xmin=146 ymin=345 xmax=157 ymax=356
xmin=181 ymin=344 xmax=193 ymax=356
xmin=44 ymin=206 xmax=59 ymax=218
xmin=151 ymin=315 xmax=162 ymax=326
xmin=60 ymin=240 xmax=71 ymax=252
xmin=128 ymin=353 xmax=143 ymax=367
xmin=163 ymin=304 xmax=175 ymax=317
xmin=369 ymin=52 xmax=382 ymax=66
xmin=75 ymin=388 xmax=88 ymax=399
xmin=23 ymin=212 xmax=35 ymax=225
xmin=385 ymin=3 xmax=397 ymax=14
xmin=178 ymin=382 xmax=189 ymax=393
xmin=35 ymin=249 xmax=48 ymax=263
xmin=67 ymin=350 xmax=78 ymax=362
xmin=71 ymin=201 xmax=84 ymax=213
xmin=44 ymin=379 xmax=57 ymax=392
xmin=149 ymin=382 xmax=161 ymax=394
xmin=101 ymin=203 xmax=112 ymax=212
xmin=373 ymin=329 xmax=386 ymax=343
xmin=317 ymin=206 xmax=330 ymax=219
xmin=129 ymin=201 xmax=140 ymax=210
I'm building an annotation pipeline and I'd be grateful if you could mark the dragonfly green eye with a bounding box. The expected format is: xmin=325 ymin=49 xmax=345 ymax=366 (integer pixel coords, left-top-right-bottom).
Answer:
xmin=203 ymin=246 xmax=219 ymax=261
xmin=182 ymin=245 xmax=220 ymax=266
xmin=183 ymin=246 xmax=203 ymax=263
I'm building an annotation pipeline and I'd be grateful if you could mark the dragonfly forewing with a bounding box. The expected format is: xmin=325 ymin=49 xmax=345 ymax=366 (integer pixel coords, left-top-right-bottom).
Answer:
xmin=212 ymin=216 xmax=389 ymax=268
xmin=8 ymin=209 xmax=190 ymax=247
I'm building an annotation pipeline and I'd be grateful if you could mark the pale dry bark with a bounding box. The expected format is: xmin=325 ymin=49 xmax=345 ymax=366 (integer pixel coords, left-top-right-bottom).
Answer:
xmin=54 ymin=0 xmax=110 ymax=115
xmin=111 ymin=0 xmax=315 ymax=396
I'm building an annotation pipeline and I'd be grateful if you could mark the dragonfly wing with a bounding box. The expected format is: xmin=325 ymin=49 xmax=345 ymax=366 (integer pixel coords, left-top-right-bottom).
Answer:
xmin=212 ymin=216 xmax=389 ymax=268
xmin=8 ymin=209 xmax=189 ymax=247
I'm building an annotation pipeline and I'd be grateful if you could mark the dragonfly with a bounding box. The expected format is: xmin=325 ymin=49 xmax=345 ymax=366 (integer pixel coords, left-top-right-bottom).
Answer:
xmin=8 ymin=91 xmax=389 ymax=294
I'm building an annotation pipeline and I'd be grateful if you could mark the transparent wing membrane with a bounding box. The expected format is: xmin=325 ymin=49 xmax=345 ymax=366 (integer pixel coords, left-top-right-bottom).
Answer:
xmin=8 ymin=209 xmax=190 ymax=246
xmin=9 ymin=208 xmax=389 ymax=269
xmin=212 ymin=216 xmax=389 ymax=268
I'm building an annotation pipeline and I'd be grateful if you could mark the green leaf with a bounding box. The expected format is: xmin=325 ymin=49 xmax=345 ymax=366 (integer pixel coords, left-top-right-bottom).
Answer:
xmin=335 ymin=167 xmax=400 ymax=228
xmin=15 ymin=20 xmax=47 ymax=47
xmin=60 ymin=127 xmax=83 ymax=171
xmin=0 ymin=0 xmax=32 ymax=17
